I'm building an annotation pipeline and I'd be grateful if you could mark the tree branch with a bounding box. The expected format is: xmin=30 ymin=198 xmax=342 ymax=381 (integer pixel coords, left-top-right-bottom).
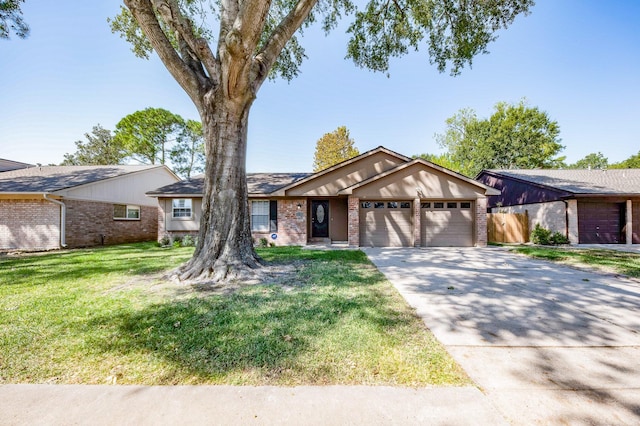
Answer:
xmin=252 ymin=0 xmax=318 ymax=88
xmin=125 ymin=0 xmax=206 ymax=110
xmin=151 ymin=0 xmax=220 ymax=84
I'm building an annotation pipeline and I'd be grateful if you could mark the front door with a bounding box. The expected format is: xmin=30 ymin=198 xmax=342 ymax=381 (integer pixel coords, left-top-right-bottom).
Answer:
xmin=311 ymin=200 xmax=329 ymax=238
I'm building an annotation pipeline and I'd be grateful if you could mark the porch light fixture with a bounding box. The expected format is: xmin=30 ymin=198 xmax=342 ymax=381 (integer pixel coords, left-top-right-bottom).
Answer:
xmin=297 ymin=202 xmax=302 ymax=209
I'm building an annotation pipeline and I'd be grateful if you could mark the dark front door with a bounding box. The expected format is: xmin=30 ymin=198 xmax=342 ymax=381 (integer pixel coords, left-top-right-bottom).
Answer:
xmin=311 ymin=200 xmax=329 ymax=238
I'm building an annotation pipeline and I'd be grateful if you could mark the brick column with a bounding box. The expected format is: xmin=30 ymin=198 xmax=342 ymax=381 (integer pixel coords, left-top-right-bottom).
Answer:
xmin=566 ymin=199 xmax=579 ymax=244
xmin=348 ymin=196 xmax=359 ymax=247
xmin=413 ymin=198 xmax=421 ymax=247
xmin=626 ymin=199 xmax=633 ymax=245
xmin=157 ymin=198 xmax=166 ymax=241
xmin=475 ymin=197 xmax=488 ymax=247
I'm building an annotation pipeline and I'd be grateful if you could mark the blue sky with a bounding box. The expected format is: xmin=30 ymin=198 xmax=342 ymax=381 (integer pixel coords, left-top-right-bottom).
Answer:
xmin=1 ymin=1 xmax=639 ymax=172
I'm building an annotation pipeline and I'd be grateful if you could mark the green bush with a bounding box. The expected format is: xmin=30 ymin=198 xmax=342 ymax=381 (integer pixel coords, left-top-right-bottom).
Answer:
xmin=158 ymin=235 xmax=171 ymax=247
xmin=550 ymin=231 xmax=569 ymax=245
xmin=172 ymin=236 xmax=182 ymax=248
xmin=531 ymin=224 xmax=568 ymax=245
xmin=258 ymin=237 xmax=268 ymax=248
xmin=181 ymin=234 xmax=195 ymax=247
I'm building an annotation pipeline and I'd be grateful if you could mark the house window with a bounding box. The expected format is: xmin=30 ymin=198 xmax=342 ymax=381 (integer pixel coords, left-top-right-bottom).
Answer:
xmin=374 ymin=202 xmax=385 ymax=209
xmin=251 ymin=200 xmax=278 ymax=232
xmin=447 ymin=202 xmax=457 ymax=208
xmin=172 ymin=199 xmax=192 ymax=218
xmin=400 ymin=202 xmax=411 ymax=209
xmin=387 ymin=202 xmax=398 ymax=208
xmin=461 ymin=202 xmax=471 ymax=209
xmin=113 ymin=204 xmax=140 ymax=220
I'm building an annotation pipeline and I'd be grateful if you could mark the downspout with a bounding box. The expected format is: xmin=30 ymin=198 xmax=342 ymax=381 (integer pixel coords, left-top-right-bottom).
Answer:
xmin=43 ymin=194 xmax=67 ymax=248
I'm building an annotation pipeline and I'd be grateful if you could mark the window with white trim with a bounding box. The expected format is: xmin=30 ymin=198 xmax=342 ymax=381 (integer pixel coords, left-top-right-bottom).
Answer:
xmin=113 ymin=204 xmax=140 ymax=220
xmin=251 ymin=200 xmax=270 ymax=232
xmin=172 ymin=199 xmax=193 ymax=218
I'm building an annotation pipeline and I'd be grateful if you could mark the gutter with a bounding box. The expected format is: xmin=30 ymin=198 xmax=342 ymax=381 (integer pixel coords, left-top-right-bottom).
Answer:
xmin=43 ymin=194 xmax=67 ymax=248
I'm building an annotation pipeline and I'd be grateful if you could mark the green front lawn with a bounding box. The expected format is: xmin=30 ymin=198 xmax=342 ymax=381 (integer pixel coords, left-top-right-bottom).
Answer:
xmin=512 ymin=246 xmax=640 ymax=278
xmin=0 ymin=243 xmax=467 ymax=386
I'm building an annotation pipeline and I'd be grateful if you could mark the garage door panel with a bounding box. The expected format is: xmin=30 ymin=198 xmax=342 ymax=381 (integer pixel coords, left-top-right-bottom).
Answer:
xmin=360 ymin=201 xmax=412 ymax=247
xmin=578 ymin=202 xmax=624 ymax=244
xmin=421 ymin=203 xmax=473 ymax=247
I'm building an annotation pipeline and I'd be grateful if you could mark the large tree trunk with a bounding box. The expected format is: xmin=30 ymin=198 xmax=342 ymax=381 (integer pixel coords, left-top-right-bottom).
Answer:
xmin=174 ymin=93 xmax=262 ymax=283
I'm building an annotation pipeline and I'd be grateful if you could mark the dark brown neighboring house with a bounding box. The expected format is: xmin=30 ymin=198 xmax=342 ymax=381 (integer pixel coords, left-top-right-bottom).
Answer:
xmin=0 ymin=165 xmax=180 ymax=250
xmin=148 ymin=146 xmax=499 ymax=247
xmin=476 ymin=169 xmax=640 ymax=244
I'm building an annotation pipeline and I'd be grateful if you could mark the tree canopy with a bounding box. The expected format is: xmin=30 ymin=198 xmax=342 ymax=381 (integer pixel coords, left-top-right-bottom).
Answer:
xmin=435 ymin=100 xmax=564 ymax=177
xmin=610 ymin=151 xmax=640 ymax=169
xmin=313 ymin=126 xmax=359 ymax=172
xmin=0 ymin=0 xmax=29 ymax=39
xmin=170 ymin=119 xmax=205 ymax=179
xmin=61 ymin=125 xmax=127 ymax=166
xmin=110 ymin=0 xmax=535 ymax=283
xmin=567 ymin=152 xmax=609 ymax=170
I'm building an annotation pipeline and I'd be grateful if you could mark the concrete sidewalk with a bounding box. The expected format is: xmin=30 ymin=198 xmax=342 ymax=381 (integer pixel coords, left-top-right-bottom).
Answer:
xmin=365 ymin=247 xmax=640 ymax=425
xmin=0 ymin=384 xmax=505 ymax=425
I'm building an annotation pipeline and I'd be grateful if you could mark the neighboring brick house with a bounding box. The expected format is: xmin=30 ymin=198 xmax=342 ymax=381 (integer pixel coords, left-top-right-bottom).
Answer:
xmin=476 ymin=169 xmax=640 ymax=245
xmin=0 ymin=165 xmax=180 ymax=250
xmin=148 ymin=146 xmax=499 ymax=247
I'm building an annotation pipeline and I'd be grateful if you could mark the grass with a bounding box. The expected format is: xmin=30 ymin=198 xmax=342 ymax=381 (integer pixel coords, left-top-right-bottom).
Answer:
xmin=512 ymin=246 xmax=640 ymax=278
xmin=0 ymin=243 xmax=467 ymax=386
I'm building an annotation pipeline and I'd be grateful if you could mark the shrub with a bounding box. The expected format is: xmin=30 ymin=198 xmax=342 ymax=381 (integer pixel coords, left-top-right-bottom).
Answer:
xmin=172 ymin=236 xmax=182 ymax=248
xmin=181 ymin=234 xmax=195 ymax=247
xmin=258 ymin=237 xmax=268 ymax=248
xmin=531 ymin=224 xmax=568 ymax=245
xmin=550 ymin=231 xmax=569 ymax=245
xmin=158 ymin=235 xmax=171 ymax=247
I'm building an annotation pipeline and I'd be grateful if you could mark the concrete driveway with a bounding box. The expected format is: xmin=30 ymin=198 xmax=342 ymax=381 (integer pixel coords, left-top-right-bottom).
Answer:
xmin=365 ymin=247 xmax=640 ymax=425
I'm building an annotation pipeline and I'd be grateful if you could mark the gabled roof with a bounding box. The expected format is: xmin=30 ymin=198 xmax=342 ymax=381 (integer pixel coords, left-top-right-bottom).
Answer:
xmin=480 ymin=169 xmax=640 ymax=195
xmin=0 ymin=158 xmax=34 ymax=172
xmin=271 ymin=146 xmax=410 ymax=196
xmin=146 ymin=173 xmax=312 ymax=197
xmin=0 ymin=165 xmax=169 ymax=194
xmin=339 ymin=159 xmax=500 ymax=195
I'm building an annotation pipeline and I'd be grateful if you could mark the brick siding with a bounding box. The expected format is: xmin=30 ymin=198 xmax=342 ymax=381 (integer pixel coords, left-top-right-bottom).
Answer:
xmin=0 ymin=199 xmax=60 ymax=250
xmin=347 ymin=196 xmax=359 ymax=247
xmin=65 ymin=199 xmax=158 ymax=247
xmin=475 ymin=197 xmax=488 ymax=247
xmin=252 ymin=199 xmax=307 ymax=245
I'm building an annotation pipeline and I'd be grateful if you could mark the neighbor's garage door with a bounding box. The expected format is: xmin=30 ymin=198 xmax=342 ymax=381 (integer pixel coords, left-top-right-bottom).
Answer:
xmin=359 ymin=201 xmax=412 ymax=247
xmin=421 ymin=201 xmax=474 ymax=247
xmin=577 ymin=201 xmax=624 ymax=244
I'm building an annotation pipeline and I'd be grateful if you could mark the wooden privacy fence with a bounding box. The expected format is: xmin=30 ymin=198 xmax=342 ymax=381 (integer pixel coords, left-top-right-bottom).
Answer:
xmin=487 ymin=211 xmax=529 ymax=243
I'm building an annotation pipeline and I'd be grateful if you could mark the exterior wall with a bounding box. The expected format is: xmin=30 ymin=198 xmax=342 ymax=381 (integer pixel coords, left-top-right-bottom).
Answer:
xmin=347 ymin=196 xmax=359 ymax=247
xmin=0 ymin=199 xmax=60 ymax=250
xmin=65 ymin=199 xmax=157 ymax=247
xmin=252 ymin=198 xmax=307 ymax=245
xmin=491 ymin=200 xmax=568 ymax=238
xmin=329 ymin=198 xmax=348 ymax=241
xmin=475 ymin=198 xmax=487 ymax=247
xmin=60 ymin=167 xmax=179 ymax=207
xmin=352 ymin=164 xmax=485 ymax=199
xmin=477 ymin=172 xmax=571 ymax=209
xmin=567 ymin=199 xmax=579 ymax=244
xmin=158 ymin=197 xmax=201 ymax=234
xmin=286 ymin=152 xmax=406 ymax=196
xmin=633 ymin=202 xmax=640 ymax=244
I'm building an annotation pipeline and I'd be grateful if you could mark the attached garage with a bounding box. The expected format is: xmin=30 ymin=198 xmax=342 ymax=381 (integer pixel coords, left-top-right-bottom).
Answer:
xmin=359 ymin=200 xmax=413 ymax=247
xmin=634 ymin=202 xmax=640 ymax=244
xmin=577 ymin=201 xmax=625 ymax=244
xmin=421 ymin=201 xmax=474 ymax=247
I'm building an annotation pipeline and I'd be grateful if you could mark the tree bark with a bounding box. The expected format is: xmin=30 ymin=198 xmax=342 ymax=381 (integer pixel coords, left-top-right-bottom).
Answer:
xmin=173 ymin=91 xmax=262 ymax=283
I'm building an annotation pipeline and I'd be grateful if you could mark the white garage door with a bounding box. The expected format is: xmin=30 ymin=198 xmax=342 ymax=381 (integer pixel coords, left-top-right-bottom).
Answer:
xmin=360 ymin=201 xmax=413 ymax=247
xmin=421 ymin=201 xmax=474 ymax=247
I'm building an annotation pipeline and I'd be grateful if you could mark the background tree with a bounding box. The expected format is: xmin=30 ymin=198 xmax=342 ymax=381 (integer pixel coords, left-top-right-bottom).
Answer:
xmin=61 ymin=125 xmax=127 ymax=166
xmin=111 ymin=0 xmax=533 ymax=283
xmin=313 ymin=126 xmax=359 ymax=172
xmin=114 ymin=107 xmax=184 ymax=165
xmin=170 ymin=119 xmax=205 ymax=179
xmin=568 ymin=152 xmax=609 ymax=169
xmin=610 ymin=151 xmax=640 ymax=169
xmin=413 ymin=153 xmax=463 ymax=174
xmin=0 ymin=0 xmax=29 ymax=39
xmin=436 ymin=100 xmax=564 ymax=177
